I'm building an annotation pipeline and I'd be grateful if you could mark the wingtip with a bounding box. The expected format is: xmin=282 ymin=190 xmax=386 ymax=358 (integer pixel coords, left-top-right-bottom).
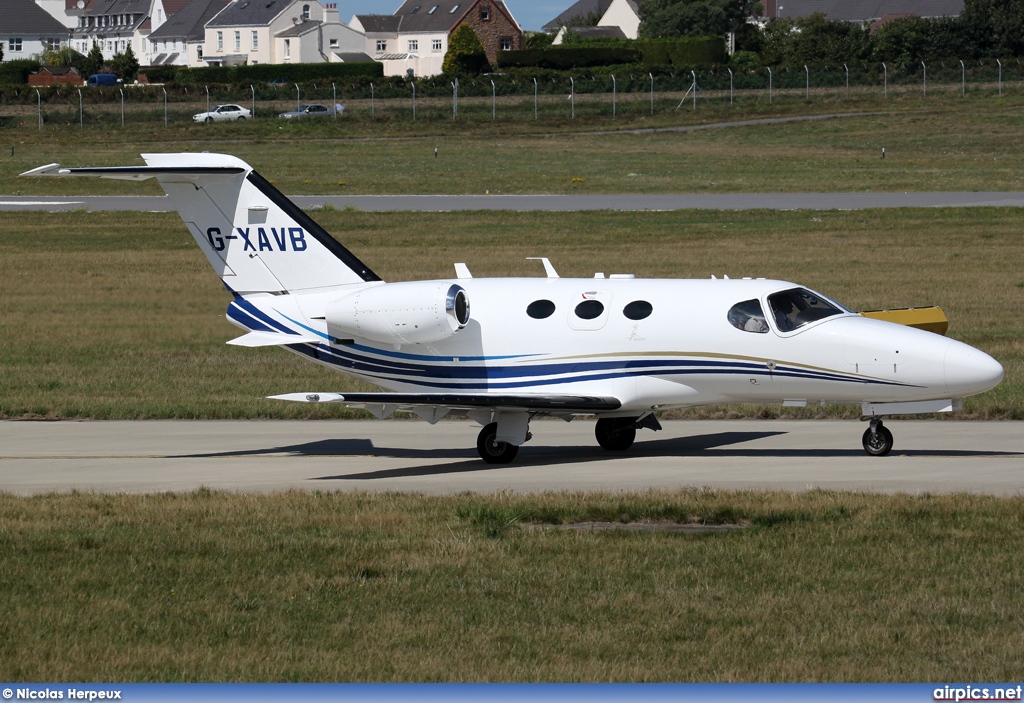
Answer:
xmin=19 ymin=163 xmax=62 ymax=178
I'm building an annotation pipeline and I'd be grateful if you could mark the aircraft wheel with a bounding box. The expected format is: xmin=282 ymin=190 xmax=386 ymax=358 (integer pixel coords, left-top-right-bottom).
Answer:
xmin=862 ymin=424 xmax=893 ymax=457
xmin=477 ymin=422 xmax=518 ymax=464
xmin=595 ymin=417 xmax=637 ymax=451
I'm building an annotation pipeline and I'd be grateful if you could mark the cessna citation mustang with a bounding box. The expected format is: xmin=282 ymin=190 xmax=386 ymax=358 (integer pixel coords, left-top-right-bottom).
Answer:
xmin=24 ymin=153 xmax=1004 ymax=464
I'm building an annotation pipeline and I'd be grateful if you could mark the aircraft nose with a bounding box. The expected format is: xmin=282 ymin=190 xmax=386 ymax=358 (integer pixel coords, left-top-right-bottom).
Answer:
xmin=944 ymin=341 xmax=1003 ymax=396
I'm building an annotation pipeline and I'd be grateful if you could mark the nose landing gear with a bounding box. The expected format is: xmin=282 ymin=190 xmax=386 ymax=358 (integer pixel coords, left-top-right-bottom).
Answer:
xmin=862 ymin=418 xmax=894 ymax=456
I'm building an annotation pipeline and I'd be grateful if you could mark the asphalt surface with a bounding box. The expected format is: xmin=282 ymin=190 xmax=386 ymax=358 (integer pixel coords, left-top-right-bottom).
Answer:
xmin=2 ymin=419 xmax=1021 ymax=496
xmin=4 ymin=192 xmax=1024 ymax=212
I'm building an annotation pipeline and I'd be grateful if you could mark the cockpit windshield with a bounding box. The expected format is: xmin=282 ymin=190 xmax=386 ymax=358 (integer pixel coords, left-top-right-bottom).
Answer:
xmin=768 ymin=287 xmax=846 ymax=332
xmin=727 ymin=299 xmax=769 ymax=333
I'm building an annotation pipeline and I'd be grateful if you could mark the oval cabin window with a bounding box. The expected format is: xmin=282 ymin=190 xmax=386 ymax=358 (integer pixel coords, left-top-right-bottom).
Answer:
xmin=623 ymin=300 xmax=653 ymax=320
xmin=526 ymin=300 xmax=556 ymax=319
xmin=574 ymin=300 xmax=605 ymax=320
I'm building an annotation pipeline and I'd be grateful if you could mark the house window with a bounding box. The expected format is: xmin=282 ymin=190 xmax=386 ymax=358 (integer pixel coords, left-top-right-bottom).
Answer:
xmin=197 ymin=45 xmax=203 ymax=60
xmin=500 ymin=37 xmax=510 ymax=50
xmin=329 ymin=38 xmax=338 ymax=48
xmin=251 ymin=31 xmax=258 ymax=50
xmin=106 ymin=41 xmax=112 ymax=50
xmin=449 ymin=3 xmax=459 ymax=12
xmin=480 ymin=5 xmax=488 ymax=20
xmin=234 ymin=31 xmax=240 ymax=51
xmin=284 ymin=38 xmax=290 ymax=58
xmin=376 ymin=39 xmax=387 ymax=52
xmin=432 ymin=39 xmax=441 ymax=51
xmin=8 ymin=38 xmax=22 ymax=52
xmin=217 ymin=31 xmax=223 ymax=50
xmin=427 ymin=5 xmax=437 ymax=13
xmin=410 ymin=5 xmax=419 ymax=12
xmin=408 ymin=39 xmax=418 ymax=51
xmin=302 ymin=3 xmax=310 ymax=20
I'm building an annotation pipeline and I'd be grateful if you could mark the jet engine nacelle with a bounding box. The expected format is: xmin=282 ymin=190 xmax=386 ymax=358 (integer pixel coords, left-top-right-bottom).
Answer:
xmin=326 ymin=282 xmax=470 ymax=345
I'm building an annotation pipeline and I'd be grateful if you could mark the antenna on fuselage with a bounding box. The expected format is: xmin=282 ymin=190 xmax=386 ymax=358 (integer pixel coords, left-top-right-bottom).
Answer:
xmin=526 ymin=257 xmax=559 ymax=278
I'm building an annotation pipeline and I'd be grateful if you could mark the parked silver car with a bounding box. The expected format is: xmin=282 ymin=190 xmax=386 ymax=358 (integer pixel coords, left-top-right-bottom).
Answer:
xmin=193 ymin=104 xmax=252 ymax=122
xmin=278 ymin=103 xmax=333 ymax=119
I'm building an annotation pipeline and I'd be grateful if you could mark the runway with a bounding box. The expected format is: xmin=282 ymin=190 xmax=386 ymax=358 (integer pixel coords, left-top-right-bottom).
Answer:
xmin=4 ymin=192 xmax=1024 ymax=212
xmin=2 ymin=419 xmax=1021 ymax=496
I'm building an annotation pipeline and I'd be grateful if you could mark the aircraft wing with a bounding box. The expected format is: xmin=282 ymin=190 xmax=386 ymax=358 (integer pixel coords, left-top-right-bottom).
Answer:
xmin=269 ymin=392 xmax=621 ymax=419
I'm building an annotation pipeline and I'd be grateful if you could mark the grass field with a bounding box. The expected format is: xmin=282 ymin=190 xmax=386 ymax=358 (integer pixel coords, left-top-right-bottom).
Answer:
xmin=4 ymin=93 xmax=1024 ymax=196
xmin=1 ymin=489 xmax=1022 ymax=681
xmin=0 ymin=208 xmax=1020 ymax=420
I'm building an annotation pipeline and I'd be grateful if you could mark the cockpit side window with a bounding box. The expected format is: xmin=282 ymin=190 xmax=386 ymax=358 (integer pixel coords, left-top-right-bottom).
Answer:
xmin=728 ymin=299 xmax=769 ymax=333
xmin=768 ymin=287 xmax=844 ymax=332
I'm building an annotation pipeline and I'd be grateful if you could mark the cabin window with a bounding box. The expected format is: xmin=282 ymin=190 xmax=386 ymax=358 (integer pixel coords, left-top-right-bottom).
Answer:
xmin=526 ymin=300 xmax=555 ymax=319
xmin=574 ymin=300 xmax=604 ymax=320
xmin=623 ymin=301 xmax=652 ymax=320
xmin=728 ymin=299 xmax=769 ymax=334
xmin=768 ymin=287 xmax=845 ymax=332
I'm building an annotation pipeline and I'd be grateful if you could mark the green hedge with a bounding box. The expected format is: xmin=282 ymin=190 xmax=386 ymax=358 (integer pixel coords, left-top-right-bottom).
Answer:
xmin=497 ymin=46 xmax=641 ymax=69
xmin=0 ymin=59 xmax=41 ymax=84
xmin=173 ymin=61 xmax=382 ymax=86
xmin=497 ymin=37 xmax=726 ymax=70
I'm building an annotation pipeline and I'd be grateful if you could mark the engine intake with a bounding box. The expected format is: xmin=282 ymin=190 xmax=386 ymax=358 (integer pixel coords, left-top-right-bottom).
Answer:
xmin=326 ymin=282 xmax=470 ymax=345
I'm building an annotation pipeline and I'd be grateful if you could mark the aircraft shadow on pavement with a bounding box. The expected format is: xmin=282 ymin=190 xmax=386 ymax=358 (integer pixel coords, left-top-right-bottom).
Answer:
xmin=172 ymin=431 xmax=1022 ymax=481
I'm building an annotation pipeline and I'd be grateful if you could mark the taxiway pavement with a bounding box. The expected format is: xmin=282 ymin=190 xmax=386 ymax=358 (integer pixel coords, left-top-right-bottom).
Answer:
xmin=4 ymin=192 xmax=1024 ymax=212
xmin=1 ymin=419 xmax=1021 ymax=496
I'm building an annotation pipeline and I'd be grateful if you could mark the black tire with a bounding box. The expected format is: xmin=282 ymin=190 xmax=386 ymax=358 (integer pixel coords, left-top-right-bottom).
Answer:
xmin=205 ymin=116 xmax=213 ymax=123
xmin=595 ymin=417 xmax=637 ymax=451
xmin=477 ymin=422 xmax=518 ymax=464
xmin=862 ymin=425 xmax=894 ymax=456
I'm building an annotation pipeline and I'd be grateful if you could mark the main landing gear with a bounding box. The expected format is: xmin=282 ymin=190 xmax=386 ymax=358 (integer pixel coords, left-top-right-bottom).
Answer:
xmin=862 ymin=418 xmax=894 ymax=456
xmin=476 ymin=422 xmax=519 ymax=464
xmin=474 ymin=414 xmax=663 ymax=464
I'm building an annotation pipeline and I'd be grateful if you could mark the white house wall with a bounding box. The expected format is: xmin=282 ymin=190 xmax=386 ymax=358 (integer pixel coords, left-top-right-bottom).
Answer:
xmin=598 ymin=0 xmax=641 ymax=38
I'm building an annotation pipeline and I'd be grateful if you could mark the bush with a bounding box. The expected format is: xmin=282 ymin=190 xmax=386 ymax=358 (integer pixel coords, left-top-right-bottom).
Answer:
xmin=497 ymin=37 xmax=726 ymax=70
xmin=172 ymin=61 xmax=383 ymax=86
xmin=443 ymin=24 xmax=490 ymax=74
xmin=0 ymin=59 xmax=41 ymax=84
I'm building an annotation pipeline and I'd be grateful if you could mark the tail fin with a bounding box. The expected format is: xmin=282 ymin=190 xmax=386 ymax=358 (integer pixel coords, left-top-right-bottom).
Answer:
xmin=22 ymin=152 xmax=380 ymax=294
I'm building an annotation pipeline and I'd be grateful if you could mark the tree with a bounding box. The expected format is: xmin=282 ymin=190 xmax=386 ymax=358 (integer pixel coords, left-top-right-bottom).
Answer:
xmin=639 ymin=0 xmax=761 ymax=38
xmin=38 ymin=45 xmax=85 ymax=68
xmin=760 ymin=13 xmax=870 ymax=67
xmin=524 ymin=31 xmax=554 ymax=49
xmin=442 ymin=24 xmax=490 ymax=74
xmin=962 ymin=0 xmax=1024 ymax=56
xmin=110 ymin=43 xmax=139 ymax=81
xmin=82 ymin=42 xmax=105 ymax=76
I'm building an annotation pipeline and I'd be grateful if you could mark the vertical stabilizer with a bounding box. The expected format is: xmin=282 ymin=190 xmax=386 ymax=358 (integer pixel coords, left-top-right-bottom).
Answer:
xmin=142 ymin=153 xmax=380 ymax=293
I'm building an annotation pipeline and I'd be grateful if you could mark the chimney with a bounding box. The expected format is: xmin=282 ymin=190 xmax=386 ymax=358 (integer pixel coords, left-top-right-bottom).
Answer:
xmin=324 ymin=1 xmax=338 ymax=23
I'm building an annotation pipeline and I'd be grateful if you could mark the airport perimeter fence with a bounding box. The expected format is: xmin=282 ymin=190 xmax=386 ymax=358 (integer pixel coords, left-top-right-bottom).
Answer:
xmin=2 ymin=58 xmax=1024 ymax=129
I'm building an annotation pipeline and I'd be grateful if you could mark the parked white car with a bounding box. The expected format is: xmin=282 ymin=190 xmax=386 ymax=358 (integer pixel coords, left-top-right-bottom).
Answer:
xmin=193 ymin=104 xmax=252 ymax=122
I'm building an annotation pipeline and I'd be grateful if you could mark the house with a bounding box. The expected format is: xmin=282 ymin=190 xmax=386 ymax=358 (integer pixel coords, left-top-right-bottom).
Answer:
xmin=760 ymin=0 xmax=963 ymax=25
xmin=350 ymin=0 xmax=523 ymax=77
xmin=28 ymin=65 xmax=82 ymax=83
xmin=202 ymin=0 xmax=364 ymax=66
xmin=145 ymin=0 xmax=228 ymax=66
xmin=542 ymin=0 xmax=612 ymax=33
xmin=1 ymin=0 xmax=71 ymax=62
xmin=547 ymin=0 xmax=645 ymax=44
xmin=67 ymin=0 xmax=154 ymax=63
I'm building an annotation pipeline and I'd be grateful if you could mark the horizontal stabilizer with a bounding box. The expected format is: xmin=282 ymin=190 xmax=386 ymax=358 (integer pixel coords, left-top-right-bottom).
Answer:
xmin=20 ymin=163 xmax=246 ymax=180
xmin=268 ymin=392 xmax=622 ymax=413
xmin=228 ymin=331 xmax=323 ymax=347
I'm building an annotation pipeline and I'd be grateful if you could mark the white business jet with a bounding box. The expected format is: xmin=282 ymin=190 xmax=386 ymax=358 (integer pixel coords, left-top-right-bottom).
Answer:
xmin=23 ymin=153 xmax=1004 ymax=463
